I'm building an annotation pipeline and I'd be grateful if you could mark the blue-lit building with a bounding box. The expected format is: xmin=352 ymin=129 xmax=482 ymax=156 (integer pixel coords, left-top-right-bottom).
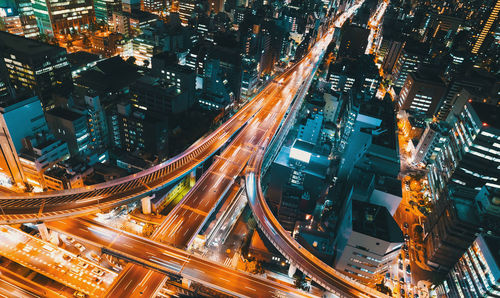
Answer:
xmin=437 ymin=234 xmax=500 ymax=297
xmin=426 ymin=102 xmax=500 ymax=202
xmin=45 ymin=107 xmax=90 ymax=158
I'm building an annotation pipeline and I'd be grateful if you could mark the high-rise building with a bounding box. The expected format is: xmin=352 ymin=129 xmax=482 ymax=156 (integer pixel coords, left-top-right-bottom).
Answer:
xmin=0 ymin=94 xmax=68 ymax=187
xmin=82 ymin=94 xmax=109 ymax=152
xmin=398 ymin=69 xmax=446 ymax=118
xmin=327 ymin=56 xmax=381 ymax=98
xmin=109 ymin=102 xmax=168 ymax=158
xmin=334 ymin=200 xmax=404 ymax=284
xmin=0 ymin=32 xmax=72 ymax=107
xmin=141 ymin=0 xmax=163 ymax=13
xmin=392 ymin=41 xmax=429 ymax=89
xmin=17 ymin=0 xmax=40 ymax=38
xmin=32 ymin=0 xmax=94 ymax=36
xmin=381 ymin=39 xmax=404 ymax=75
xmin=178 ymin=0 xmax=196 ymax=25
xmin=437 ymin=234 xmax=500 ymax=297
xmin=337 ymin=23 xmax=370 ymax=59
xmin=94 ymin=0 xmax=121 ymax=22
xmin=45 ymin=107 xmax=90 ymax=158
xmin=426 ymin=102 xmax=500 ymax=202
xmin=471 ymin=0 xmax=500 ymax=55
xmin=424 ymin=194 xmax=481 ymax=271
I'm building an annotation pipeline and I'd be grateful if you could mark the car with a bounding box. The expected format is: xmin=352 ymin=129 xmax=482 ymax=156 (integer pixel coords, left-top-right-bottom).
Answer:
xmin=66 ymin=236 xmax=75 ymax=243
xmin=90 ymin=252 xmax=101 ymax=262
xmin=399 ymin=254 xmax=403 ymax=260
xmin=403 ymin=244 xmax=409 ymax=251
xmin=404 ymin=222 xmax=409 ymax=229
xmin=74 ymin=243 xmax=85 ymax=252
xmin=400 ymin=277 xmax=405 ymax=283
xmin=414 ymin=294 xmax=419 ymax=298
xmin=92 ymin=268 xmax=105 ymax=277
xmin=62 ymin=254 xmax=72 ymax=261
xmin=401 ymin=288 xmax=406 ymax=296
xmin=406 ymin=264 xmax=411 ymax=274
xmin=404 ymin=234 xmax=410 ymax=241
xmin=73 ymin=291 xmax=85 ymax=298
xmin=70 ymin=266 xmax=80 ymax=274
xmin=77 ymin=260 xmax=88 ymax=269
xmin=399 ymin=262 xmax=403 ymax=270
xmin=405 ymin=252 xmax=410 ymax=259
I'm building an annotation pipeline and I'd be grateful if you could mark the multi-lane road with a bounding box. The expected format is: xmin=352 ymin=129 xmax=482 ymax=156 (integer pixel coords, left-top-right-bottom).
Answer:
xmin=46 ymin=217 xmax=315 ymax=298
xmin=0 ymin=67 xmax=283 ymax=224
xmin=0 ymin=225 xmax=117 ymax=297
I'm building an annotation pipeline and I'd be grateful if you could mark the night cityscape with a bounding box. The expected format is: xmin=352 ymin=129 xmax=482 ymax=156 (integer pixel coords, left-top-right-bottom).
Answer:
xmin=0 ymin=0 xmax=498 ymax=296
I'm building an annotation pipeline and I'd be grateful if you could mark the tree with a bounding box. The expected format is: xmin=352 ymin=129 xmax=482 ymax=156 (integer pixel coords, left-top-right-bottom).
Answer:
xmin=293 ymin=272 xmax=309 ymax=291
xmin=247 ymin=216 xmax=257 ymax=230
xmin=142 ymin=224 xmax=155 ymax=237
xmin=126 ymin=56 xmax=136 ymax=65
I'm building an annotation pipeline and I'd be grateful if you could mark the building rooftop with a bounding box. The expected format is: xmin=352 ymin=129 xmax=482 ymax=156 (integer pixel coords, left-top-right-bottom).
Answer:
xmin=67 ymin=51 xmax=101 ymax=69
xmin=46 ymin=107 xmax=84 ymax=122
xmin=359 ymin=98 xmax=397 ymax=150
xmin=0 ymin=31 xmax=65 ymax=57
xmin=471 ymin=102 xmax=500 ymax=129
xmin=482 ymin=234 xmax=500 ymax=270
xmin=352 ymin=200 xmax=404 ymax=243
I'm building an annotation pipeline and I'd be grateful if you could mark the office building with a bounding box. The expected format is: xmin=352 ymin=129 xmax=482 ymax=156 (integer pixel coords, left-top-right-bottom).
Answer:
xmin=82 ymin=94 xmax=109 ymax=152
xmin=392 ymin=41 xmax=428 ymax=88
xmin=381 ymin=39 xmax=404 ymax=75
xmin=178 ymin=0 xmax=196 ymax=25
xmin=337 ymin=23 xmax=370 ymax=59
xmin=17 ymin=0 xmax=40 ymax=38
xmin=424 ymin=193 xmax=482 ymax=271
xmin=109 ymin=102 xmax=168 ymax=158
xmin=0 ymin=11 xmax=24 ymax=36
xmin=398 ymin=69 xmax=446 ymax=118
xmin=427 ymin=101 xmax=500 ymax=202
xmin=471 ymin=0 xmax=500 ymax=55
xmin=19 ymin=133 xmax=70 ymax=190
xmin=327 ymin=56 xmax=380 ymax=98
xmin=45 ymin=107 xmax=90 ymax=158
xmin=0 ymin=94 xmax=68 ymax=187
xmin=0 ymin=32 xmax=72 ymax=107
xmin=141 ymin=0 xmax=163 ymax=13
xmin=437 ymin=234 xmax=500 ymax=297
xmin=334 ymin=200 xmax=404 ymax=284
xmin=130 ymin=75 xmax=193 ymax=115
xmin=151 ymin=53 xmax=196 ymax=111
xmin=32 ymin=0 xmax=94 ymax=36
xmin=94 ymin=0 xmax=121 ymax=22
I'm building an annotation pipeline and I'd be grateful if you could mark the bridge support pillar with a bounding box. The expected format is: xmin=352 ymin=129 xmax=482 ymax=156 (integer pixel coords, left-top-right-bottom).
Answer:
xmin=141 ymin=196 xmax=152 ymax=214
xmin=182 ymin=278 xmax=191 ymax=289
xmin=37 ymin=223 xmax=50 ymax=241
xmin=189 ymin=171 xmax=196 ymax=187
xmin=288 ymin=264 xmax=297 ymax=277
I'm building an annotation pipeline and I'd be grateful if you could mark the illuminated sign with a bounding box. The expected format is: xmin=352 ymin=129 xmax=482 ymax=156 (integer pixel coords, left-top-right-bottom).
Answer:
xmin=290 ymin=147 xmax=311 ymax=163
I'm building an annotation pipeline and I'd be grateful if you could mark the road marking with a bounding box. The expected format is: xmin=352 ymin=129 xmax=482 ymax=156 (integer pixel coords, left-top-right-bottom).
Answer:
xmin=245 ymin=286 xmax=257 ymax=291
xmin=180 ymin=205 xmax=208 ymax=217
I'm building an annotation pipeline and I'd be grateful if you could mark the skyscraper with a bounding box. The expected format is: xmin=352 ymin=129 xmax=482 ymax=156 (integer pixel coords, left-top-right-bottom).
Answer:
xmin=398 ymin=69 xmax=446 ymax=118
xmin=437 ymin=233 xmax=500 ymax=297
xmin=0 ymin=32 xmax=72 ymax=107
xmin=32 ymin=0 xmax=95 ymax=36
xmin=471 ymin=0 xmax=500 ymax=55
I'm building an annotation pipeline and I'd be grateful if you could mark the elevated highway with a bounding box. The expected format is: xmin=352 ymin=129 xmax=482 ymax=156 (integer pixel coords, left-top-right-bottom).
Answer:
xmin=0 ymin=49 xmax=306 ymax=225
xmin=46 ymin=217 xmax=315 ymax=298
